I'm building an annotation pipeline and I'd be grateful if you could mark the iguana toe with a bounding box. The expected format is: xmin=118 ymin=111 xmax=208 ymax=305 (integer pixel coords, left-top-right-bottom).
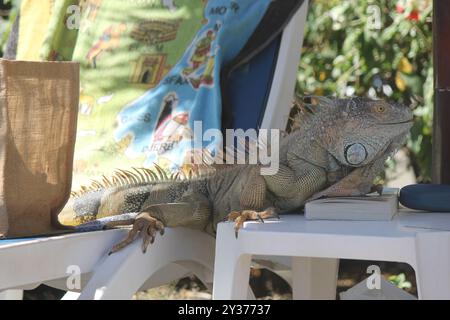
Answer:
xmin=227 ymin=207 xmax=278 ymax=238
xmin=110 ymin=212 xmax=165 ymax=254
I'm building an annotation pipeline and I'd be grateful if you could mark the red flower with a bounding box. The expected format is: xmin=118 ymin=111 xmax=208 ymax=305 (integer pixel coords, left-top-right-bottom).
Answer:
xmin=407 ymin=10 xmax=419 ymax=21
xmin=396 ymin=3 xmax=405 ymax=13
xmin=396 ymin=2 xmax=420 ymax=21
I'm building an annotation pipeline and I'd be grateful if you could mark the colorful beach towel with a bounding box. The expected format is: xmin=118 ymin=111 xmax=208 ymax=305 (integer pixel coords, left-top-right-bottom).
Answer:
xmin=41 ymin=0 xmax=274 ymax=192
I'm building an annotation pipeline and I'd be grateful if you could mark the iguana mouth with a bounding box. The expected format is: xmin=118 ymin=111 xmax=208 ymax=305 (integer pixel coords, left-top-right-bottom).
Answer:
xmin=381 ymin=119 xmax=414 ymax=125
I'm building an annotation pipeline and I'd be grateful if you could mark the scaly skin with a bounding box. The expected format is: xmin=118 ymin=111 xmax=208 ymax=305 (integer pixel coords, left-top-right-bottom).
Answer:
xmin=67 ymin=97 xmax=413 ymax=253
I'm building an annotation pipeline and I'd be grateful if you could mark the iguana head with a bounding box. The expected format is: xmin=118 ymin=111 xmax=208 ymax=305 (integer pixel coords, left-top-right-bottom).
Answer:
xmin=321 ymin=97 xmax=413 ymax=167
xmin=291 ymin=96 xmax=413 ymax=169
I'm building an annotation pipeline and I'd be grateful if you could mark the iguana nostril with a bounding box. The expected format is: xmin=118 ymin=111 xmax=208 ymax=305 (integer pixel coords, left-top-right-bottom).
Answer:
xmin=345 ymin=143 xmax=368 ymax=165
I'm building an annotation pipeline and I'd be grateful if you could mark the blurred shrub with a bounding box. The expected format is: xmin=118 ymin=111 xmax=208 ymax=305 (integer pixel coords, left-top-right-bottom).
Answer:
xmin=297 ymin=0 xmax=433 ymax=182
xmin=389 ymin=273 xmax=412 ymax=290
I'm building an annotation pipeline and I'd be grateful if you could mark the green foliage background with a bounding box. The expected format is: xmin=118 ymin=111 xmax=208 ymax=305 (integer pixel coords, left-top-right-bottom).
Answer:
xmin=1 ymin=0 xmax=433 ymax=182
xmin=297 ymin=0 xmax=433 ymax=182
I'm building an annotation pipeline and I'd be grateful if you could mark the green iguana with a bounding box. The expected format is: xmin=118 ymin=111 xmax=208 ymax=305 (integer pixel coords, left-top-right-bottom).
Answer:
xmin=67 ymin=97 xmax=413 ymax=254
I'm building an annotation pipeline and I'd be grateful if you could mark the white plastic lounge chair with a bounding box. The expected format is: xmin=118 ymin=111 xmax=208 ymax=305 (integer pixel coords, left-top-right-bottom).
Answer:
xmin=0 ymin=1 xmax=309 ymax=300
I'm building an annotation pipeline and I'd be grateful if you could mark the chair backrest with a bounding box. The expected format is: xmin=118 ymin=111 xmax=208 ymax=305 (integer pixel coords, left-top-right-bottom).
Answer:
xmin=225 ymin=1 xmax=309 ymax=131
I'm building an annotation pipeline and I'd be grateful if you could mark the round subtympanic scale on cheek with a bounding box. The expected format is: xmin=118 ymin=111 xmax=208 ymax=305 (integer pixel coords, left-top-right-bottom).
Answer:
xmin=345 ymin=143 xmax=368 ymax=165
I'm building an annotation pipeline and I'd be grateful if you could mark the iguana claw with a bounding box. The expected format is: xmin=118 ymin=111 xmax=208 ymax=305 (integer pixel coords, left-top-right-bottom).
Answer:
xmin=227 ymin=207 xmax=278 ymax=238
xmin=370 ymin=184 xmax=384 ymax=195
xmin=109 ymin=212 xmax=165 ymax=254
xmin=257 ymin=214 xmax=265 ymax=223
xmin=307 ymin=182 xmax=384 ymax=202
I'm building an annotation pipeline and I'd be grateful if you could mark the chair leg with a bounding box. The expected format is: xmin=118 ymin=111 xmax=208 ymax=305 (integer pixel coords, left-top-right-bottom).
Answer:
xmin=415 ymin=232 xmax=450 ymax=299
xmin=291 ymin=257 xmax=339 ymax=300
xmin=212 ymin=252 xmax=252 ymax=300
xmin=212 ymin=223 xmax=252 ymax=300
xmin=0 ymin=289 xmax=23 ymax=300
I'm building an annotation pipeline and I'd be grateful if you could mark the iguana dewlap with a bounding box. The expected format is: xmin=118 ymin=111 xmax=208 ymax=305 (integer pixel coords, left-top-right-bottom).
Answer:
xmin=65 ymin=97 xmax=413 ymax=253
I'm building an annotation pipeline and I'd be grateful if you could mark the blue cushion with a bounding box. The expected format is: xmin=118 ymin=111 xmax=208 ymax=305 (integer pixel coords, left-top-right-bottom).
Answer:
xmin=399 ymin=184 xmax=450 ymax=212
xmin=226 ymin=35 xmax=281 ymax=130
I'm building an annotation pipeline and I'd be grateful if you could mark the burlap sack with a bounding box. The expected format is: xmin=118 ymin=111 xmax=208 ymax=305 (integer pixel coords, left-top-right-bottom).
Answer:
xmin=0 ymin=59 xmax=79 ymax=238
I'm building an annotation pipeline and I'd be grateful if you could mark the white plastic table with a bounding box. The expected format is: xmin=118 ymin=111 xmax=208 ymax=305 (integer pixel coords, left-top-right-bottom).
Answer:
xmin=212 ymin=210 xmax=450 ymax=300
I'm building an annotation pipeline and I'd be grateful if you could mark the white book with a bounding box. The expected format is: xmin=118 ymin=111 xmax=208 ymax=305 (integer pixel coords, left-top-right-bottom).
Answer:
xmin=305 ymin=188 xmax=399 ymax=221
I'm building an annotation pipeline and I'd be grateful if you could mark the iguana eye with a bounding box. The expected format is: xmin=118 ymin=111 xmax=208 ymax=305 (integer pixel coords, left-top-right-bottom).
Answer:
xmin=344 ymin=143 xmax=368 ymax=166
xmin=375 ymin=105 xmax=386 ymax=113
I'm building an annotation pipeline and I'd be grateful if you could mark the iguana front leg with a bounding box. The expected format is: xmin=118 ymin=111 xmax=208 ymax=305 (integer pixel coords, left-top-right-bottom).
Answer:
xmin=111 ymin=193 xmax=211 ymax=254
xmin=111 ymin=211 xmax=165 ymax=254
xmin=264 ymin=163 xmax=327 ymax=211
xmin=225 ymin=168 xmax=278 ymax=236
xmin=307 ymin=155 xmax=387 ymax=201
xmin=227 ymin=162 xmax=327 ymax=236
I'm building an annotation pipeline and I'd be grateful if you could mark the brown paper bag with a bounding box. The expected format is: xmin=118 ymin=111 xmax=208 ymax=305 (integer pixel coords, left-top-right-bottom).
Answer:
xmin=0 ymin=59 xmax=79 ymax=238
